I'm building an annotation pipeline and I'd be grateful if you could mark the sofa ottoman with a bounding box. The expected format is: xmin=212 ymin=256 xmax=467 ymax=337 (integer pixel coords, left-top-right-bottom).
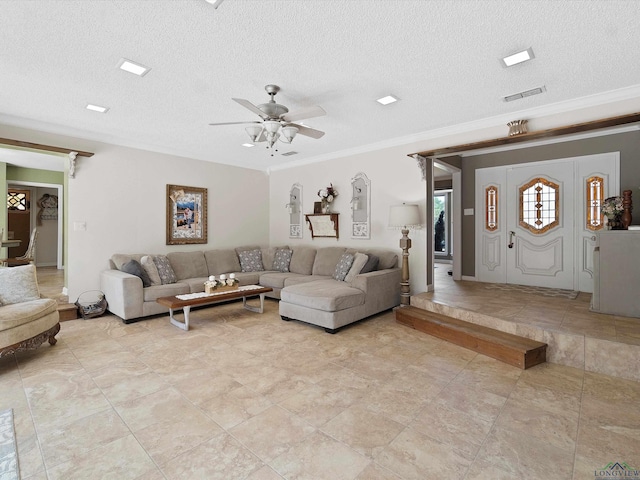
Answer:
xmin=280 ymin=279 xmax=367 ymax=333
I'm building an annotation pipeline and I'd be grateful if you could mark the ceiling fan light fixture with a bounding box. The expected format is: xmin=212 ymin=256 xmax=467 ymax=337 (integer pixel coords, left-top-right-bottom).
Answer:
xmin=281 ymin=126 xmax=299 ymax=143
xmin=263 ymin=120 xmax=281 ymax=135
xmin=245 ymin=125 xmax=263 ymax=142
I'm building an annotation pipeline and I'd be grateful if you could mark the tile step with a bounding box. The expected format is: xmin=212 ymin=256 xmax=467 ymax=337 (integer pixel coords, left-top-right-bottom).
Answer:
xmin=395 ymin=305 xmax=547 ymax=369
xmin=57 ymin=303 xmax=78 ymax=321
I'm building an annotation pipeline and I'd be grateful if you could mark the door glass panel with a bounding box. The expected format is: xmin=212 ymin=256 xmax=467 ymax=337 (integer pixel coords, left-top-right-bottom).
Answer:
xmin=519 ymin=177 xmax=559 ymax=234
xmin=485 ymin=185 xmax=498 ymax=231
xmin=586 ymin=176 xmax=604 ymax=231
xmin=434 ymin=194 xmax=447 ymax=254
xmin=7 ymin=189 xmax=30 ymax=212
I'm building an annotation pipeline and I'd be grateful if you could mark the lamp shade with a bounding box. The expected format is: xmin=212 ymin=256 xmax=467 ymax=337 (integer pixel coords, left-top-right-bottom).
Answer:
xmin=245 ymin=125 xmax=263 ymax=142
xmin=263 ymin=120 xmax=281 ymax=134
xmin=281 ymin=126 xmax=298 ymax=143
xmin=389 ymin=203 xmax=420 ymax=228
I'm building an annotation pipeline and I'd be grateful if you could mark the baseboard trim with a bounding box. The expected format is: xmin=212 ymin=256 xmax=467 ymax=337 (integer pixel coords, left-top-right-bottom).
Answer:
xmin=461 ymin=275 xmax=477 ymax=282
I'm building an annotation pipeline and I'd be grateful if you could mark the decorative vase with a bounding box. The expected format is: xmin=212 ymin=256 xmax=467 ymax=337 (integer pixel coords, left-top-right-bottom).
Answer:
xmin=321 ymin=200 xmax=330 ymax=213
xmin=607 ymin=215 xmax=625 ymax=230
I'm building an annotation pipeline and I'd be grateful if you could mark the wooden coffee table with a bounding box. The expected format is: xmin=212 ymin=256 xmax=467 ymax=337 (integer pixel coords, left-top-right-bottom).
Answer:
xmin=156 ymin=285 xmax=273 ymax=331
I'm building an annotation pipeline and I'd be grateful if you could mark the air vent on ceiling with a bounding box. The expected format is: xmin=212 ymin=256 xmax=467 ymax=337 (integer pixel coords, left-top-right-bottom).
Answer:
xmin=281 ymin=151 xmax=298 ymax=156
xmin=504 ymin=85 xmax=546 ymax=102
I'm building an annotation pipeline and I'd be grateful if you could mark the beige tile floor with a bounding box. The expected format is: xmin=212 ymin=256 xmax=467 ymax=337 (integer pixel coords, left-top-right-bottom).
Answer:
xmin=413 ymin=264 xmax=640 ymax=382
xmin=0 ymin=268 xmax=638 ymax=479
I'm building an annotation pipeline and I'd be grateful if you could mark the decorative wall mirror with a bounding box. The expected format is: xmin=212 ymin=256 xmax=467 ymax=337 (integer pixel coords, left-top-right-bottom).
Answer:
xmin=288 ymin=183 xmax=303 ymax=238
xmin=350 ymin=172 xmax=370 ymax=239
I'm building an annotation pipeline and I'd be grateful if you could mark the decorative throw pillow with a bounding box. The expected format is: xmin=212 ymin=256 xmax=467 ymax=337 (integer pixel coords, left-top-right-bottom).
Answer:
xmin=140 ymin=255 xmax=162 ymax=286
xmin=238 ymin=249 xmax=265 ymax=272
xmin=0 ymin=264 xmax=41 ymax=305
xmin=272 ymin=248 xmax=293 ymax=272
xmin=120 ymin=259 xmax=152 ymax=287
xmin=332 ymin=253 xmax=355 ymax=281
xmin=360 ymin=254 xmax=379 ymax=274
xmin=153 ymin=255 xmax=177 ymax=284
xmin=344 ymin=253 xmax=369 ymax=283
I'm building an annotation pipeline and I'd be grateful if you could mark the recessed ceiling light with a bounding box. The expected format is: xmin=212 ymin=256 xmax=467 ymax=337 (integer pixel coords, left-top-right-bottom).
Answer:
xmin=118 ymin=58 xmax=150 ymax=76
xmin=86 ymin=103 xmax=109 ymax=113
xmin=205 ymin=0 xmax=224 ymax=8
xmin=501 ymin=47 xmax=535 ymax=67
xmin=242 ymin=143 xmax=255 ymax=148
xmin=376 ymin=95 xmax=399 ymax=105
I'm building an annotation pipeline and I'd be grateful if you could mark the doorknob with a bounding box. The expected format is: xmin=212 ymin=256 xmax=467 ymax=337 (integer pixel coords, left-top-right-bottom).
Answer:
xmin=508 ymin=231 xmax=515 ymax=249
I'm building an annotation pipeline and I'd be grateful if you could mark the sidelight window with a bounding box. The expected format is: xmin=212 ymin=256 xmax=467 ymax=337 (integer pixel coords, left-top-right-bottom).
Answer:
xmin=586 ymin=176 xmax=604 ymax=231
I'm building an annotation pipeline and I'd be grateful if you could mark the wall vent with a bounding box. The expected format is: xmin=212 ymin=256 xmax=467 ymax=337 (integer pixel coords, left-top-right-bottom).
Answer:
xmin=504 ymin=85 xmax=546 ymax=102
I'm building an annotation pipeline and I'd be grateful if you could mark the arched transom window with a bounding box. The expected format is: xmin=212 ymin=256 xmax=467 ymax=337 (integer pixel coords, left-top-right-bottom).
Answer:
xmin=519 ymin=177 xmax=559 ymax=234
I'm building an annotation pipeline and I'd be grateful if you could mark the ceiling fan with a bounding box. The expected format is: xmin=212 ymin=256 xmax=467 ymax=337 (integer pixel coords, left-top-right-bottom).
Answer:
xmin=209 ymin=84 xmax=326 ymax=155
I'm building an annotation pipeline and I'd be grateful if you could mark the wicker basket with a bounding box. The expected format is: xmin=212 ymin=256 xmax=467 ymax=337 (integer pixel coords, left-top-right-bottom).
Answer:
xmin=75 ymin=290 xmax=108 ymax=319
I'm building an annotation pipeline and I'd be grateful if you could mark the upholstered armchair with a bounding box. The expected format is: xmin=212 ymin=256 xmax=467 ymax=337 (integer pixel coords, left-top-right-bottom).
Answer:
xmin=0 ymin=265 xmax=60 ymax=358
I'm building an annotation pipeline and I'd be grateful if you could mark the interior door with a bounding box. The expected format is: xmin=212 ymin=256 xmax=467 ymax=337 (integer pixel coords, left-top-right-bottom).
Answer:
xmin=506 ymin=162 xmax=574 ymax=289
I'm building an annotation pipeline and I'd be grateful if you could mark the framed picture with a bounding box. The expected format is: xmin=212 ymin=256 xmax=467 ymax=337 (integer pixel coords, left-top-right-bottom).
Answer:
xmin=313 ymin=201 xmax=322 ymax=214
xmin=166 ymin=184 xmax=208 ymax=245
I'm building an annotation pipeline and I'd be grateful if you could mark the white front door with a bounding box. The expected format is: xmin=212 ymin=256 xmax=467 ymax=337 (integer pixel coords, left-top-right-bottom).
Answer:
xmin=475 ymin=152 xmax=620 ymax=291
xmin=506 ymin=161 xmax=574 ymax=289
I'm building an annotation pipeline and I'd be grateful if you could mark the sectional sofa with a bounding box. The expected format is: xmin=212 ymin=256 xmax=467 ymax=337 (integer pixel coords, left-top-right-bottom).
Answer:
xmin=100 ymin=245 xmax=401 ymax=332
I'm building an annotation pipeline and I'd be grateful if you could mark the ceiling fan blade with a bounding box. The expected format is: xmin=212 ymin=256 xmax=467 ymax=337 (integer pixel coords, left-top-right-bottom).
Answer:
xmin=208 ymin=121 xmax=261 ymax=126
xmin=281 ymin=105 xmax=326 ymax=123
xmin=289 ymin=123 xmax=325 ymax=139
xmin=232 ymin=98 xmax=267 ymax=118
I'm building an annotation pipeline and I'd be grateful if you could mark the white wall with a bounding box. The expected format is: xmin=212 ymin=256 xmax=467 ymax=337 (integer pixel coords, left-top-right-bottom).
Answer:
xmin=269 ymin=146 xmax=428 ymax=294
xmin=67 ymin=143 xmax=269 ymax=299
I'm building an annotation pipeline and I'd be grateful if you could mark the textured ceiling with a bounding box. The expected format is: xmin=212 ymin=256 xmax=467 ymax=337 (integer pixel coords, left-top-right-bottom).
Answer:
xmin=1 ymin=0 xmax=639 ymax=171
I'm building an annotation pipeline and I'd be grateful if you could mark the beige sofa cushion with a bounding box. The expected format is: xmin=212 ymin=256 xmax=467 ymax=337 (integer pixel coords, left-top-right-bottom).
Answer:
xmin=142 ymin=283 xmax=190 ymax=302
xmin=0 ymin=265 xmax=40 ymax=306
xmin=344 ymin=253 xmax=368 ymax=283
xmin=141 ymin=255 xmax=162 ymax=286
xmin=167 ymin=251 xmax=208 ymax=280
xmin=290 ymin=247 xmax=317 ymax=275
xmin=111 ymin=253 xmax=147 ymax=270
xmin=363 ymin=249 xmax=398 ymax=270
xmin=260 ymin=272 xmax=307 ymax=289
xmin=0 ymin=298 xmax=58 ymax=330
xmin=284 ymin=275 xmax=332 ymax=287
xmin=312 ymin=247 xmax=347 ymax=276
xmin=204 ymin=249 xmax=241 ymax=274
xmin=281 ymin=279 xmax=365 ymax=312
